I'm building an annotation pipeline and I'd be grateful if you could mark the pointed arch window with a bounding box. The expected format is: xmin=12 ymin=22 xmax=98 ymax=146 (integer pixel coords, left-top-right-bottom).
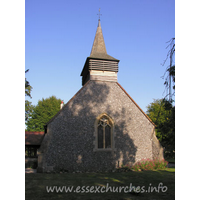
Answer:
xmin=94 ymin=114 xmax=114 ymax=151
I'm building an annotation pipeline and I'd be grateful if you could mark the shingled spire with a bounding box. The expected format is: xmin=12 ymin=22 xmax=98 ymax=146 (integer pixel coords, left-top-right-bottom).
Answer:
xmin=90 ymin=20 xmax=107 ymax=57
xmin=81 ymin=19 xmax=120 ymax=86
xmin=89 ymin=20 xmax=118 ymax=60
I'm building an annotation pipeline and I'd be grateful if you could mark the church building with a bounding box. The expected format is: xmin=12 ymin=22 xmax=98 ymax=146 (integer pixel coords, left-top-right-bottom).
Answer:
xmin=37 ymin=19 xmax=163 ymax=173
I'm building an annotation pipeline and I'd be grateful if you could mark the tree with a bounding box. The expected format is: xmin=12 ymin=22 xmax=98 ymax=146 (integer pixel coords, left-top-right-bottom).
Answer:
xmin=25 ymin=100 xmax=34 ymax=122
xmin=25 ymin=69 xmax=32 ymax=98
xmin=26 ymin=96 xmax=62 ymax=131
xmin=146 ymin=99 xmax=175 ymax=158
xmin=161 ymin=38 xmax=175 ymax=102
xmin=25 ymin=69 xmax=34 ymax=122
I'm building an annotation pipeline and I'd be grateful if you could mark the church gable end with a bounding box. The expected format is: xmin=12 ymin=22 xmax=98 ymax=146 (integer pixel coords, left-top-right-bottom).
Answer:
xmin=37 ymin=18 xmax=163 ymax=173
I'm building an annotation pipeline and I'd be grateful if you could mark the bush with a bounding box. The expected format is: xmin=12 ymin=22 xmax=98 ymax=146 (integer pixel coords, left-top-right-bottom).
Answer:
xmin=132 ymin=158 xmax=168 ymax=171
xmin=116 ymin=159 xmax=168 ymax=172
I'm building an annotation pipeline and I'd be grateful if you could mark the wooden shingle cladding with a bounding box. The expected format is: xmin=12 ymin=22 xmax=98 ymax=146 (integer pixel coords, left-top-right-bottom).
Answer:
xmin=81 ymin=57 xmax=120 ymax=86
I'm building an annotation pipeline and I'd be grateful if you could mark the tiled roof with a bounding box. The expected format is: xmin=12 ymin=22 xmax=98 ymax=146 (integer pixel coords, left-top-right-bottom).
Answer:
xmin=25 ymin=131 xmax=45 ymax=145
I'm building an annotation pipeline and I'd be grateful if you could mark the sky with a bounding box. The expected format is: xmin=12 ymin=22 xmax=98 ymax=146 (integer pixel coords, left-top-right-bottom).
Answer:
xmin=25 ymin=0 xmax=175 ymax=113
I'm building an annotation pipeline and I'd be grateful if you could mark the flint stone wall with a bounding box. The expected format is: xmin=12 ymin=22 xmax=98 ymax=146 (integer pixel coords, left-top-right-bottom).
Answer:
xmin=37 ymin=80 xmax=163 ymax=173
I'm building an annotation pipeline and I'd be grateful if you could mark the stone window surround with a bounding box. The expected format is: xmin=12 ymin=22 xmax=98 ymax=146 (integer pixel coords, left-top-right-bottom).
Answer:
xmin=93 ymin=113 xmax=116 ymax=152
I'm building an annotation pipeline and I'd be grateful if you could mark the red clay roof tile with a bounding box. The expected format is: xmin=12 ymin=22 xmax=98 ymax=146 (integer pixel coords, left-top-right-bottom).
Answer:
xmin=25 ymin=131 xmax=45 ymax=145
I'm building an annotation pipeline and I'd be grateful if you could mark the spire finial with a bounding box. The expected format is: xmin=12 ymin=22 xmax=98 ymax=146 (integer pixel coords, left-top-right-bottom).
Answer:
xmin=97 ymin=8 xmax=102 ymax=21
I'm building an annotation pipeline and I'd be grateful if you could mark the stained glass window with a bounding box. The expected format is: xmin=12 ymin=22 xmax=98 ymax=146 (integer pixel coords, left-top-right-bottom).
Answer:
xmin=98 ymin=125 xmax=103 ymax=148
xmin=105 ymin=125 xmax=111 ymax=148
xmin=97 ymin=115 xmax=112 ymax=149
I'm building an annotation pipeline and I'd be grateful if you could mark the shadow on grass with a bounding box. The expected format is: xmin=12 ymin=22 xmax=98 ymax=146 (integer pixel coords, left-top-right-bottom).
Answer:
xmin=26 ymin=169 xmax=175 ymax=200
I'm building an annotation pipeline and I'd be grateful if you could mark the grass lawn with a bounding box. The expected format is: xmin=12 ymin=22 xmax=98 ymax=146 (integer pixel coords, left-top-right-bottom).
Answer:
xmin=25 ymin=168 xmax=175 ymax=200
